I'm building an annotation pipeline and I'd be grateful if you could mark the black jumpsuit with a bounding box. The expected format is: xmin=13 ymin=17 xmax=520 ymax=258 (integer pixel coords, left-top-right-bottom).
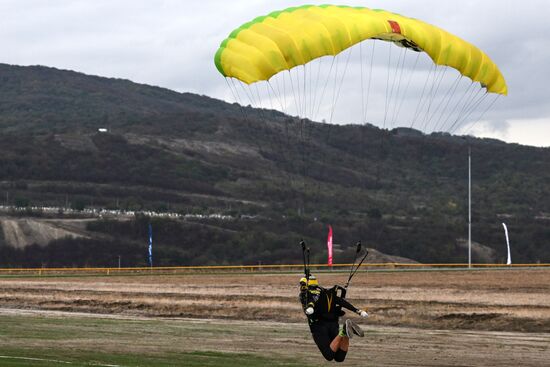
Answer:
xmin=300 ymin=285 xmax=359 ymax=362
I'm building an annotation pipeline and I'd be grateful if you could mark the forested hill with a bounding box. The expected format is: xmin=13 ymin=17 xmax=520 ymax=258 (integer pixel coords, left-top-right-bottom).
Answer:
xmin=0 ymin=63 xmax=548 ymax=267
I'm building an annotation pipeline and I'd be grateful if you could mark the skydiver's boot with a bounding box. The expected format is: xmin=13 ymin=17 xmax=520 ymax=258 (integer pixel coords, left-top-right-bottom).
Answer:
xmin=347 ymin=319 xmax=364 ymax=338
xmin=339 ymin=319 xmax=352 ymax=339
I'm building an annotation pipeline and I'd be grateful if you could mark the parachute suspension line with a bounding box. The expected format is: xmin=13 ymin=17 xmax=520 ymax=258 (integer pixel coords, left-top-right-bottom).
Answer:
xmin=267 ymin=81 xmax=285 ymax=113
xmin=312 ymin=56 xmax=336 ymax=122
xmin=280 ymin=70 xmax=304 ymax=215
xmin=386 ymin=47 xmax=407 ymax=129
xmin=229 ymin=78 xmax=256 ymax=126
xmin=264 ymin=82 xmax=274 ymax=111
xmin=228 ymin=78 xmax=244 ymax=107
xmin=438 ymin=81 xmax=476 ymax=132
xmin=447 ymin=94 xmax=488 ymax=134
xmin=240 ymin=83 xmax=255 ymax=108
xmin=289 ymin=68 xmax=307 ymax=211
xmin=387 ymin=46 xmax=408 ymax=130
xmin=375 ymin=41 xmax=394 ymax=185
xmin=296 ymin=65 xmax=304 ymax=116
xmin=250 ymin=82 xmax=269 ymax=123
xmin=282 ymin=71 xmax=296 ymax=141
xmin=227 ymin=78 xmax=264 ymax=159
xmin=310 ymin=54 xmax=340 ymax=211
xmin=306 ymin=60 xmax=312 ymax=118
xmin=225 ymin=77 xmax=247 ymax=122
xmin=308 ymin=57 xmax=327 ymax=212
xmin=303 ymin=63 xmax=308 ymax=118
xmin=427 ymin=73 xmax=460 ymax=132
xmin=274 ymin=69 xmax=287 ymax=113
xmin=421 ymin=66 xmax=448 ymax=132
xmin=460 ymin=88 xmax=491 ymax=123
xmin=358 ymin=41 xmax=367 ymax=186
xmin=444 ymin=84 xmax=484 ymax=133
xmin=360 ymin=41 xmax=366 ymax=124
xmin=293 ymin=66 xmax=302 ymax=116
xmin=430 ymin=74 xmax=464 ymax=133
xmin=225 ymin=77 xmax=238 ymax=105
xmin=237 ymin=80 xmax=257 ymax=110
xmin=254 ymin=83 xmax=264 ymax=111
xmin=230 ymin=79 xmax=270 ymax=165
xmin=268 ymin=78 xmax=302 ymax=191
xmin=259 ymin=83 xmax=280 ymax=167
xmin=414 ymin=63 xmax=442 ymax=130
xmin=299 ymin=64 xmax=309 ymax=215
xmin=448 ymin=90 xmax=489 ymax=133
xmin=252 ymin=82 xmax=274 ymax=156
xmin=310 ymin=56 xmax=324 ymax=119
xmin=308 ymin=59 xmax=315 ymax=118
xmin=315 ymin=46 xmax=353 ymax=203
xmin=363 ymin=40 xmax=376 ymax=124
xmin=264 ymin=81 xmax=287 ymax=160
xmin=410 ymin=62 xmax=436 ymax=128
xmin=329 ymin=54 xmax=341 ymax=123
xmin=359 ymin=40 xmax=375 ymax=187
xmin=382 ymin=42 xmax=393 ymax=130
xmin=302 ymin=62 xmax=316 ymax=172
xmin=287 ymin=71 xmax=302 ymax=135
xmin=301 ymin=64 xmax=311 ymax=207
xmin=391 ymin=51 xmax=421 ymax=128
xmin=288 ymin=70 xmax=300 ymax=118
xmin=293 ymin=68 xmax=301 ymax=116
xmin=268 ymin=74 xmax=284 ymax=112
xmin=284 ymin=71 xmax=290 ymax=114
xmin=329 ymin=47 xmax=353 ymax=124
xmin=459 ymin=94 xmax=501 ymax=136
xmin=417 ymin=66 xmax=443 ymax=131
xmin=267 ymin=80 xmax=297 ymax=199
xmin=285 ymin=66 xmax=308 ymax=216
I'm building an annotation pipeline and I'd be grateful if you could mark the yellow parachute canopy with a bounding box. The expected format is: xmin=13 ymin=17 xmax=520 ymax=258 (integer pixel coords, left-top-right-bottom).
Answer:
xmin=214 ymin=5 xmax=507 ymax=95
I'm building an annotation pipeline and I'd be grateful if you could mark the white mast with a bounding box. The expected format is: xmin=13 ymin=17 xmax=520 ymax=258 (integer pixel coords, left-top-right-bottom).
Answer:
xmin=468 ymin=146 xmax=472 ymax=269
xmin=502 ymin=223 xmax=512 ymax=265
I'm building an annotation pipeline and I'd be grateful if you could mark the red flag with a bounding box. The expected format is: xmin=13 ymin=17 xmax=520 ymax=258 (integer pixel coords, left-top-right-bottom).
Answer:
xmin=327 ymin=225 xmax=333 ymax=266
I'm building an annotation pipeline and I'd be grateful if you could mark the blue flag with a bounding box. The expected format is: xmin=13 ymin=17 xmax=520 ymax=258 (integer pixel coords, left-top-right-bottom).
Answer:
xmin=148 ymin=223 xmax=153 ymax=267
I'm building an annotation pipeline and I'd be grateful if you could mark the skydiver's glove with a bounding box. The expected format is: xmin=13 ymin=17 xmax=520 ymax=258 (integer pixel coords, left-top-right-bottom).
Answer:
xmin=357 ymin=309 xmax=369 ymax=318
xmin=305 ymin=307 xmax=314 ymax=315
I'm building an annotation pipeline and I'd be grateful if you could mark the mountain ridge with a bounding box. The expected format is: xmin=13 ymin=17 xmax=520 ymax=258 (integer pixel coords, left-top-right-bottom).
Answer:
xmin=0 ymin=63 xmax=548 ymax=267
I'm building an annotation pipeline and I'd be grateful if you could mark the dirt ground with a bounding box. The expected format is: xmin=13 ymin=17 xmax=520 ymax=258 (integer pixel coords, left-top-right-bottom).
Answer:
xmin=0 ymin=268 xmax=549 ymax=366
xmin=1 ymin=268 xmax=549 ymax=331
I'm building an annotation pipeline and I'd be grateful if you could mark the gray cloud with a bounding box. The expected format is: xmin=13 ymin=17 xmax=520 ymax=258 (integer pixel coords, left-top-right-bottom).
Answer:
xmin=1 ymin=0 xmax=548 ymax=146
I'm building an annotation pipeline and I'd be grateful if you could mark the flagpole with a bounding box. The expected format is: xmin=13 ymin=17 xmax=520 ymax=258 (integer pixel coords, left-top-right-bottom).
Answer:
xmin=468 ymin=146 xmax=472 ymax=269
xmin=148 ymin=223 xmax=153 ymax=269
xmin=327 ymin=225 xmax=333 ymax=268
xmin=503 ymin=223 xmax=512 ymax=265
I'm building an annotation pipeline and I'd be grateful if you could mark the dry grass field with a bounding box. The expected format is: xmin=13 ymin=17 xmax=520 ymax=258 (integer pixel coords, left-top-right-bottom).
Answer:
xmin=0 ymin=268 xmax=549 ymax=366
xmin=1 ymin=268 xmax=549 ymax=331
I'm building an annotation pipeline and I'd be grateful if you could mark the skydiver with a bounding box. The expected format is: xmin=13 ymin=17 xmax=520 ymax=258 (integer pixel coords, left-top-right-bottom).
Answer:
xmin=299 ymin=275 xmax=368 ymax=362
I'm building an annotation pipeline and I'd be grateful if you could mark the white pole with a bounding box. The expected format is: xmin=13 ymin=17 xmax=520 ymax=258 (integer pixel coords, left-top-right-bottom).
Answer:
xmin=502 ymin=223 xmax=512 ymax=265
xmin=468 ymin=146 xmax=472 ymax=269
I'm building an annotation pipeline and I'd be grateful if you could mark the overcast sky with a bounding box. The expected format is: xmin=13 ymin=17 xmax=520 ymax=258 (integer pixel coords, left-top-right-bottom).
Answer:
xmin=1 ymin=0 xmax=549 ymax=147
